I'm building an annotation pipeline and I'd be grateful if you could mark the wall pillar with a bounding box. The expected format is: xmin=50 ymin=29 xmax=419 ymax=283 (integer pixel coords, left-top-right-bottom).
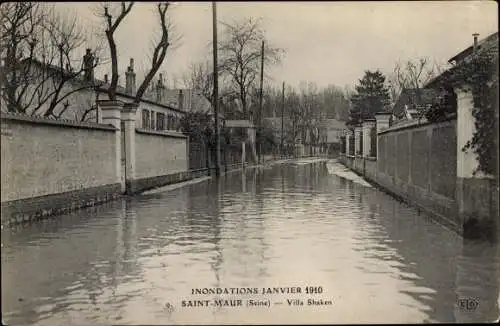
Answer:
xmin=98 ymin=100 xmax=123 ymax=191
xmin=375 ymin=112 xmax=392 ymax=159
xmin=362 ymin=120 xmax=376 ymax=157
xmin=122 ymin=102 xmax=139 ymax=195
xmin=456 ymin=86 xmax=481 ymax=179
xmin=454 ymin=86 xmax=498 ymax=241
xmin=354 ymin=125 xmax=362 ymax=156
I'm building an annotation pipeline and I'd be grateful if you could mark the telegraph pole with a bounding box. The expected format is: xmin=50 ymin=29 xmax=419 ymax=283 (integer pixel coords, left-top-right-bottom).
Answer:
xmin=258 ymin=40 xmax=264 ymax=164
xmin=281 ymin=81 xmax=285 ymax=158
xmin=212 ymin=2 xmax=221 ymax=176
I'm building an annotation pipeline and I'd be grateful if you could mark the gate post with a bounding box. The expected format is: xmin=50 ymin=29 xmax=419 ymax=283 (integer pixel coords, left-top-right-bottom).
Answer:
xmin=98 ymin=100 xmax=124 ymax=192
xmin=122 ymin=102 xmax=139 ymax=195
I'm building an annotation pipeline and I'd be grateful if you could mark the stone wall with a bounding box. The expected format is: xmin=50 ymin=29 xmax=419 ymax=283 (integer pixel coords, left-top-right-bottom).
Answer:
xmin=128 ymin=128 xmax=195 ymax=194
xmin=135 ymin=129 xmax=188 ymax=179
xmin=341 ymin=117 xmax=461 ymax=234
xmin=1 ymin=113 xmax=121 ymax=226
xmin=1 ymin=103 xmax=206 ymax=227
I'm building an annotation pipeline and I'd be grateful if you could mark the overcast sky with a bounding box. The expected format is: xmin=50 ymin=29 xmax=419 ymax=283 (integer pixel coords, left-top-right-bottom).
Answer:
xmin=60 ymin=1 xmax=498 ymax=90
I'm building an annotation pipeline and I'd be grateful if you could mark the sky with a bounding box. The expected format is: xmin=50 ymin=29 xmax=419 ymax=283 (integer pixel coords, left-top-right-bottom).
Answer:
xmin=58 ymin=1 xmax=498 ymax=90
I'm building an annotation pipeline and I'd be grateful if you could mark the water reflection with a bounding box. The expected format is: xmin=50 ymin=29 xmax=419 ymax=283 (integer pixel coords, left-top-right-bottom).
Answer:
xmin=1 ymin=161 xmax=499 ymax=325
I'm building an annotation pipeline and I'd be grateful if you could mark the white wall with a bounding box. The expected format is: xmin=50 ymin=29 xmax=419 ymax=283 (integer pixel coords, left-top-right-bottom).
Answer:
xmin=134 ymin=130 xmax=188 ymax=180
xmin=456 ymin=87 xmax=486 ymax=178
xmin=1 ymin=116 xmax=119 ymax=202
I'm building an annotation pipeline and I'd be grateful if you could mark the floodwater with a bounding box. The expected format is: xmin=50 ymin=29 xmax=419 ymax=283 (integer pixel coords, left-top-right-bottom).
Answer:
xmin=1 ymin=160 xmax=499 ymax=325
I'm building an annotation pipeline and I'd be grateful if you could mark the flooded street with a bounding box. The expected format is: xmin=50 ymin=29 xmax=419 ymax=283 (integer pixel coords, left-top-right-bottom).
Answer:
xmin=2 ymin=160 xmax=499 ymax=325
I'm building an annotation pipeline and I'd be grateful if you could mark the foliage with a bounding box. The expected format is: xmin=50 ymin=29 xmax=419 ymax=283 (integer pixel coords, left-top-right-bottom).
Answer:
xmin=458 ymin=51 xmax=499 ymax=176
xmin=256 ymin=121 xmax=277 ymax=154
xmin=180 ymin=111 xmax=215 ymax=146
xmin=350 ymin=70 xmax=391 ymax=123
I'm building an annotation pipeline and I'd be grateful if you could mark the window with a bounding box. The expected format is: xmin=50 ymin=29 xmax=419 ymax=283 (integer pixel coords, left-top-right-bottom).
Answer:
xmin=157 ymin=112 xmax=165 ymax=130
xmin=167 ymin=114 xmax=173 ymax=130
xmin=172 ymin=116 xmax=179 ymax=131
xmin=142 ymin=109 xmax=150 ymax=129
xmin=151 ymin=111 xmax=156 ymax=130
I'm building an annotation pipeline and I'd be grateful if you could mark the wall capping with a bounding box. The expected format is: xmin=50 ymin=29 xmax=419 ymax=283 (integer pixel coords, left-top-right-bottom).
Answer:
xmin=1 ymin=112 xmax=117 ymax=131
xmin=135 ymin=128 xmax=188 ymax=139
xmin=379 ymin=114 xmax=457 ymax=135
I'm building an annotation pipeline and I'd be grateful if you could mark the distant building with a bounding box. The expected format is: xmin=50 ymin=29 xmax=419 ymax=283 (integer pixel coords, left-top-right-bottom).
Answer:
xmin=426 ymin=31 xmax=498 ymax=89
xmin=319 ymin=118 xmax=346 ymax=154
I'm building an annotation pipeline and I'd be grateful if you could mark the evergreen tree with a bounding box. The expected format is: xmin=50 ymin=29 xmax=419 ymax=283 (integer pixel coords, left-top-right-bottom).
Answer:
xmin=349 ymin=70 xmax=391 ymax=123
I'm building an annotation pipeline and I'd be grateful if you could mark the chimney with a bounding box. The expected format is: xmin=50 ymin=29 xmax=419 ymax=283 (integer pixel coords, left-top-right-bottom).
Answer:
xmin=125 ymin=58 xmax=136 ymax=95
xmin=156 ymin=73 xmax=165 ymax=103
xmin=83 ymin=48 xmax=95 ymax=82
xmin=104 ymin=74 xmax=108 ymax=84
xmin=178 ymin=90 xmax=184 ymax=111
xmin=473 ymin=33 xmax=479 ymax=52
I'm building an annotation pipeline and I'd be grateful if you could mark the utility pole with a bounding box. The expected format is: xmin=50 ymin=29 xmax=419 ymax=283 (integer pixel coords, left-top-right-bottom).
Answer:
xmin=212 ymin=2 xmax=221 ymax=176
xmin=281 ymin=81 xmax=285 ymax=158
xmin=258 ymin=40 xmax=264 ymax=165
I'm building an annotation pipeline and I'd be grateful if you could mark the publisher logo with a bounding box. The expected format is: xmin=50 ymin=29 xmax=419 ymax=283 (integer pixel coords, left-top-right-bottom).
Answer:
xmin=456 ymin=297 xmax=479 ymax=312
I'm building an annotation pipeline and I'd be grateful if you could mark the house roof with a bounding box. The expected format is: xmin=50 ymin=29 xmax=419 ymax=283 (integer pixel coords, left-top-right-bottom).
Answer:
xmin=448 ymin=32 xmax=499 ymax=64
xmin=425 ymin=32 xmax=498 ymax=88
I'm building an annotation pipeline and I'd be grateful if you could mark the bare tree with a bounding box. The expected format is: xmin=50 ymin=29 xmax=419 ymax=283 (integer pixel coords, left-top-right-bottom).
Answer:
xmin=182 ymin=59 xmax=237 ymax=116
xmin=298 ymin=81 xmax=325 ymax=153
xmin=133 ymin=2 xmax=173 ymax=103
xmin=319 ymin=84 xmax=350 ymax=121
xmin=98 ymin=2 xmax=176 ymax=104
xmin=218 ymin=17 xmax=284 ymax=118
xmin=100 ymin=1 xmax=134 ymax=100
xmin=283 ymin=85 xmax=303 ymax=146
xmin=388 ymin=57 xmax=444 ymax=104
xmin=183 ymin=60 xmax=213 ymax=102
xmin=0 ymin=2 xmax=43 ymax=113
xmin=1 ymin=3 xmax=101 ymax=118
